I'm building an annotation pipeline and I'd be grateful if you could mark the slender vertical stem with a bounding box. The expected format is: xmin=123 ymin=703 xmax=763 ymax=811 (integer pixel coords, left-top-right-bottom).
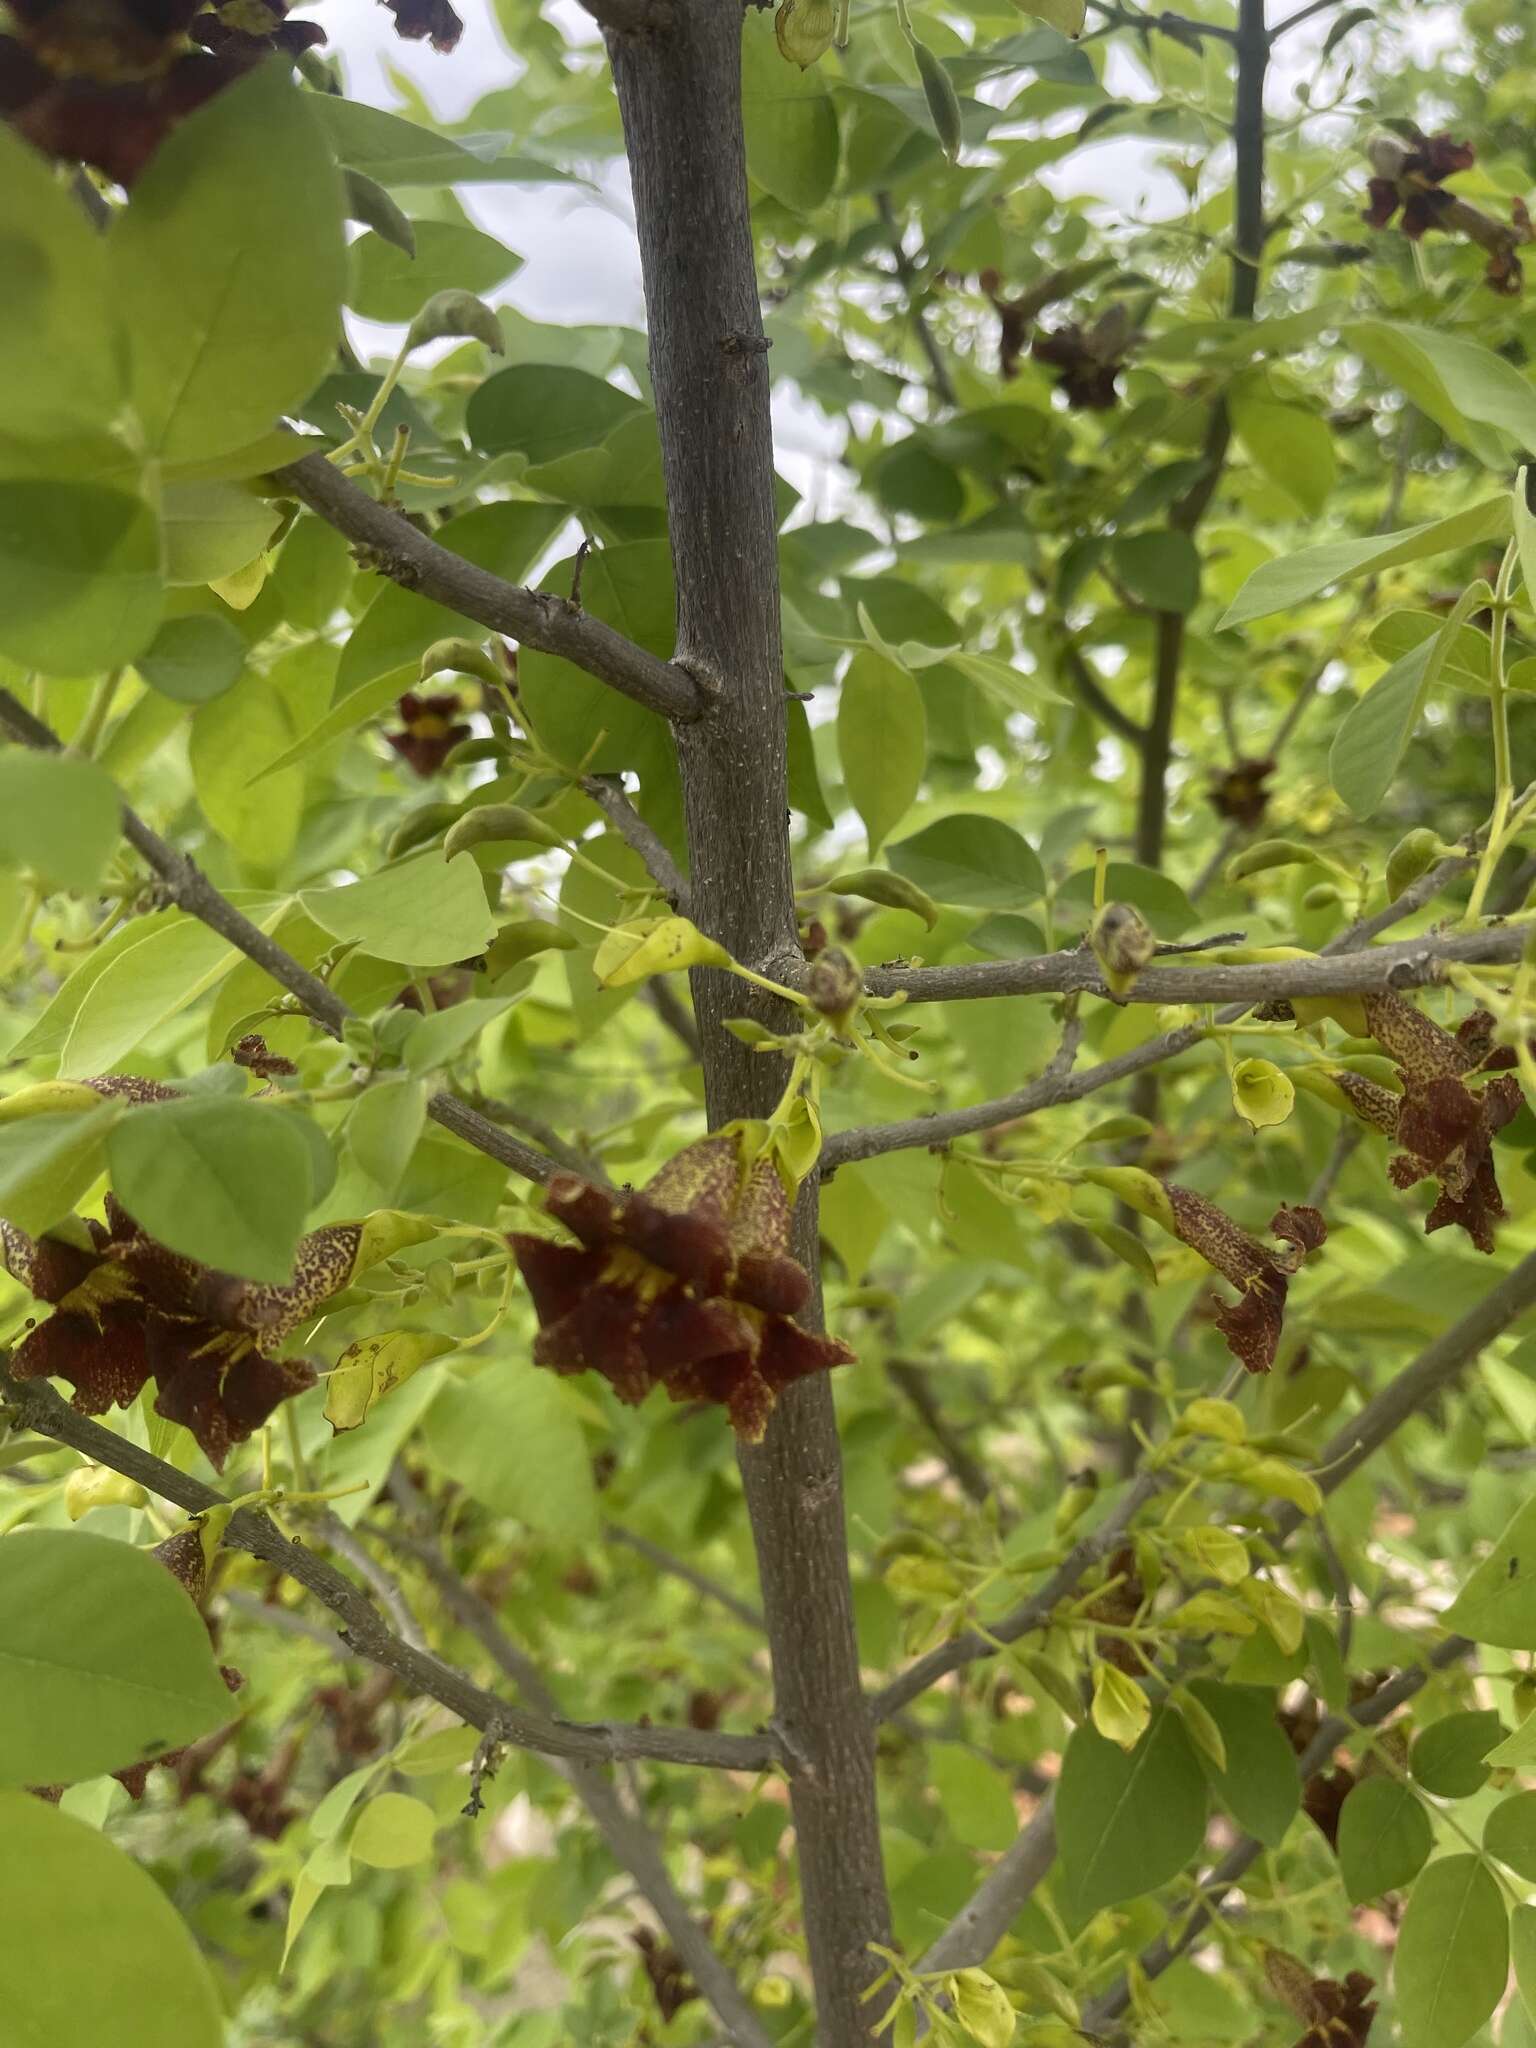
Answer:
xmin=1467 ymin=536 xmax=1520 ymax=924
xmin=606 ymin=9 xmax=893 ymax=2039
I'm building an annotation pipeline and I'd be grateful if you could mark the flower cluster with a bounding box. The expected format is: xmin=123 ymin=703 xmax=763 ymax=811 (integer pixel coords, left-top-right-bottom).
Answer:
xmin=511 ymin=1134 xmax=854 ymax=1441
xmin=1 ymin=0 xmax=458 ymax=187
xmin=386 ymin=692 xmax=473 ymax=779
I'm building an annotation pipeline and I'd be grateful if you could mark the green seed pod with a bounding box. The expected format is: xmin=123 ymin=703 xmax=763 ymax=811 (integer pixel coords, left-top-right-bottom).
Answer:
xmin=405 ymin=289 xmax=504 ymax=358
xmin=387 ymin=802 xmax=460 ymax=861
xmin=443 ymin=804 xmax=567 ymax=863
xmin=914 ymin=41 xmax=963 ymax=160
xmin=1384 ymin=826 xmax=1441 ymax=902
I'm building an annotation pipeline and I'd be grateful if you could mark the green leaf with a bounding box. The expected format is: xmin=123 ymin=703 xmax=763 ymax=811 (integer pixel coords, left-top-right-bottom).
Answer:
xmin=0 ymin=752 xmax=120 ymax=894
xmin=110 ymin=64 xmax=345 ymax=463
xmin=60 ymin=914 xmax=246 ymax=1076
xmin=349 ymin=1791 xmax=438 ymax=1868
xmin=1515 ymin=1903 xmax=1536 ymax=2027
xmin=741 ymin=7 xmax=839 ymax=215
xmin=323 ymin=1329 xmax=454 ymax=1434
xmin=948 ymin=1967 xmax=1019 ymax=2048
xmin=0 ymin=1790 xmax=224 ymax=2046
xmin=1329 ymin=582 xmax=1487 ymax=818
xmin=1337 ymin=1775 xmax=1433 ymax=1904
xmin=1012 ymin=0 xmax=1086 ymax=32
xmin=106 ymin=1095 xmax=315 ymax=1284
xmin=838 ymin=649 xmax=927 ymax=856
xmin=1394 ymin=1854 xmax=1508 ymax=2048
xmin=135 ymin=612 xmax=247 ymax=704
xmin=1186 ymin=1680 xmax=1300 ymax=1847
xmin=425 ymin=1368 xmax=599 ymax=1543
xmin=930 ymin=1744 xmax=1019 ymax=1850
xmin=300 ymin=851 xmax=499 ymax=969
xmin=311 ymin=99 xmax=549 ymax=186
xmin=160 ymin=480 xmax=280 ymax=588
xmin=0 ymin=1529 xmax=235 ymax=1786
xmin=1055 ymin=861 xmax=1196 ymax=936
xmin=1056 ymin=1707 xmax=1207 ymax=1915
xmin=1369 ymin=609 xmax=1490 ymax=692
xmin=403 ymin=995 xmax=520 ymax=1074
xmin=466 ymin=364 xmax=642 ymax=464
xmin=1445 ymin=1496 xmax=1536 ymax=1648
xmin=889 ymin=815 xmax=1044 ymax=909
xmin=0 ymin=127 xmax=121 ymax=445
xmin=1229 ymin=374 xmax=1336 ymax=517
xmin=1220 ymin=497 xmax=1510 ymax=628
xmin=189 ymin=648 xmax=318 ymax=875
xmin=1348 ymin=322 xmax=1536 ymax=468
xmin=347 ymin=219 xmax=520 ymax=323
xmin=1091 ymin=1663 xmax=1151 ymax=1751
xmin=0 ymin=1102 xmax=121 ymax=1237
xmin=0 ymin=481 xmax=161 ymax=676
xmin=1485 ymin=1792 xmax=1536 ymax=1883
xmin=345 ymin=1077 xmax=429 ymax=1200
xmin=1412 ymin=1710 xmax=1504 ymax=1798
xmin=1111 ymin=531 xmax=1201 ymax=613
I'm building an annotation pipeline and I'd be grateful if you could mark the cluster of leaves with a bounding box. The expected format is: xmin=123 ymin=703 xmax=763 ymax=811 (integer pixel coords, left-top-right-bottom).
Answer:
xmin=0 ymin=0 xmax=1534 ymax=2045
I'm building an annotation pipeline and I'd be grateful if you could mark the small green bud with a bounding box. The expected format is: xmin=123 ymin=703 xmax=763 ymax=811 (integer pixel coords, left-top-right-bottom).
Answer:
xmin=914 ymin=40 xmax=963 ymax=160
xmin=386 ymin=802 xmax=460 ymax=861
xmin=1090 ymin=901 xmax=1155 ymax=996
xmin=1384 ymin=826 xmax=1442 ymax=902
xmin=405 ymin=289 xmax=504 ymax=358
xmin=343 ymin=169 xmax=414 ymax=257
xmin=419 ymin=636 xmax=506 ymax=689
xmin=443 ymin=803 xmax=567 ymax=862
xmin=1054 ymin=1467 xmax=1099 ymax=1539
xmin=1301 ymin=881 xmax=1341 ymax=910
xmin=805 ymin=946 xmax=863 ymax=1026
xmin=774 ymin=0 xmax=836 ymax=68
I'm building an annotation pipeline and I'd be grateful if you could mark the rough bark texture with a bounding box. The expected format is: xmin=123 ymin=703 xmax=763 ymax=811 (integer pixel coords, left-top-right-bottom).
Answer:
xmin=608 ymin=7 xmax=893 ymax=2039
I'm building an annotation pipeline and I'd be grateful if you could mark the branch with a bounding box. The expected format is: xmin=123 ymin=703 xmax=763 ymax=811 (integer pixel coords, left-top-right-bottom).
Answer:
xmin=0 ymin=689 xmax=564 ymax=1191
xmin=579 ymin=0 xmax=677 ymax=30
xmin=1080 ymin=1638 xmax=1475 ymax=2036
xmin=872 ymin=1248 xmax=1536 ymax=1717
xmin=1057 ymin=636 xmax=1147 ymax=747
xmin=581 ymin=774 xmax=690 ymax=910
xmin=915 ymin=1798 xmax=1058 ymax=1975
xmin=874 ymin=192 xmax=957 ymax=410
xmin=1085 ymin=0 xmax=1238 ymax=39
xmin=377 ymin=1473 xmax=774 ymax=2048
xmin=853 ymin=921 xmax=1522 ymax=1009
xmin=0 ymin=1364 xmax=780 ymax=1775
xmin=272 ymin=455 xmax=708 ymax=725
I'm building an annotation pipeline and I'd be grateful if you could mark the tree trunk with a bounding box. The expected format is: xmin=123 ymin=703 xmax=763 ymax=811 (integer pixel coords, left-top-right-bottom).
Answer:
xmin=608 ymin=7 xmax=893 ymax=2040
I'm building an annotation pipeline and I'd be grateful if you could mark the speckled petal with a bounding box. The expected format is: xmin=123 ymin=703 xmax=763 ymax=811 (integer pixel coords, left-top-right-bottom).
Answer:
xmin=511 ymin=1234 xmax=605 ymax=1327
xmin=10 ymin=1304 xmax=151 ymax=1412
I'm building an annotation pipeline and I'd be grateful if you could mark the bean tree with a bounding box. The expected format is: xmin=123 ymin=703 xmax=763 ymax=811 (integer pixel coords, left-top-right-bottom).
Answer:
xmin=1 ymin=0 xmax=1535 ymax=2043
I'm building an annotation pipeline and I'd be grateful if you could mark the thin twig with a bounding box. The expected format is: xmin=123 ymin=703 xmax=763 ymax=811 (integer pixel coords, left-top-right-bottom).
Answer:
xmin=273 ymin=455 xmax=706 ymax=724
xmin=378 ymin=1473 xmax=774 ymax=2048
xmin=0 ymin=689 xmax=568 ymax=1191
xmin=0 ymin=1365 xmax=780 ymax=1775
xmin=886 ymin=1361 xmax=1006 ymax=1519
xmin=580 ymin=774 xmax=690 ymax=910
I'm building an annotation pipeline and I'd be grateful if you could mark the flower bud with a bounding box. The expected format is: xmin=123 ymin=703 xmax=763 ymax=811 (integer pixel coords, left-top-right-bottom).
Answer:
xmin=64 ymin=1465 xmax=148 ymax=1521
xmin=1090 ymin=901 xmax=1155 ymax=996
xmin=443 ymin=803 xmax=567 ymax=862
xmin=805 ymin=946 xmax=863 ymax=1026
xmin=774 ymin=0 xmax=836 ymax=68
xmin=1384 ymin=826 xmax=1441 ymax=902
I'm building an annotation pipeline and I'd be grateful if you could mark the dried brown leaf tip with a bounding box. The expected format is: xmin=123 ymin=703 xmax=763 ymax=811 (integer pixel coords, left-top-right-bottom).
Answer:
xmin=1166 ymin=1187 xmax=1327 ymax=1375
xmin=386 ymin=693 xmax=473 ymax=778
xmin=1264 ymin=1948 xmax=1377 ymax=2048
xmin=0 ymin=1146 xmax=371 ymax=1466
xmin=510 ymin=1132 xmax=854 ymax=1441
xmin=1360 ymin=994 xmax=1524 ymax=1255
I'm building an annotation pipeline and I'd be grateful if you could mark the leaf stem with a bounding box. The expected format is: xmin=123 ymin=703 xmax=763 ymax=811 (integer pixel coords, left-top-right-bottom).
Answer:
xmin=1466 ymin=538 xmax=1521 ymax=925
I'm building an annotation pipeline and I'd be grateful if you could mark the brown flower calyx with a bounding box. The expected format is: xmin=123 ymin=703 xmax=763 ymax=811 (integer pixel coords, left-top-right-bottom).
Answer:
xmin=1359 ymin=994 xmax=1523 ymax=1255
xmin=386 ymin=692 xmax=474 ymax=778
xmin=510 ymin=1131 xmax=854 ymax=1441
xmin=1165 ymin=1188 xmax=1327 ymax=1376
xmin=231 ymin=1032 xmax=298 ymax=1080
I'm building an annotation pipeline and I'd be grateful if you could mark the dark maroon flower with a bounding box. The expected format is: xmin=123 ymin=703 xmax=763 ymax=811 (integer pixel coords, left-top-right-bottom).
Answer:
xmin=1265 ymin=1949 xmax=1377 ymax=2048
xmin=1208 ymin=755 xmax=1276 ymax=828
xmin=381 ymin=0 xmax=462 ymax=53
xmin=1166 ymin=1189 xmax=1327 ymax=1376
xmin=1359 ymin=995 xmax=1523 ymax=1255
xmin=1032 ymin=310 xmax=1130 ymax=411
xmin=633 ymin=1928 xmax=698 ymax=2025
xmin=511 ymin=1133 xmax=854 ymax=1441
xmin=1363 ymin=128 xmax=1474 ymax=240
xmin=231 ymin=1031 xmax=298 ymax=1080
xmin=385 ymin=693 xmax=473 ymax=778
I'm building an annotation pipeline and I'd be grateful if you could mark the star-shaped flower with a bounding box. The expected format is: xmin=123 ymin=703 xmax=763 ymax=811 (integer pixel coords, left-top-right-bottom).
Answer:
xmin=511 ymin=1134 xmax=853 ymax=1441
xmin=385 ymin=693 xmax=472 ymax=778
